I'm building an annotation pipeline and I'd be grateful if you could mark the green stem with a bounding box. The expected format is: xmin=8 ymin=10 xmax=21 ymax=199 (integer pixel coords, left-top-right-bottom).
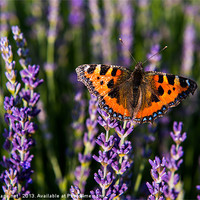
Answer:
xmin=116 ymin=121 xmax=127 ymax=185
xmin=134 ymin=160 xmax=145 ymax=194
xmin=102 ymin=128 xmax=110 ymax=197
xmin=46 ymin=36 xmax=56 ymax=103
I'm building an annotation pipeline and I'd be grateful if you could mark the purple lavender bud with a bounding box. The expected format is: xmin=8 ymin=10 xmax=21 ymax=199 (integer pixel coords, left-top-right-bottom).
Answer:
xmin=146 ymin=182 xmax=161 ymax=198
xmin=78 ymin=153 xmax=91 ymax=164
xmin=97 ymin=109 xmax=119 ymax=130
xmin=11 ymin=26 xmax=21 ymax=38
xmin=70 ymin=185 xmax=81 ymax=200
xmin=96 ymin=133 xmax=116 ymax=152
xmin=116 ymin=141 xmax=132 ymax=156
xmin=146 ymin=182 xmax=155 ymax=196
xmin=170 ymin=144 xmax=184 ymax=160
xmin=93 ymin=150 xmax=117 ymax=167
xmin=115 ymin=122 xmax=134 ymax=138
xmin=74 ymin=166 xmax=89 ymax=188
xmin=146 ymin=181 xmax=166 ymax=199
xmin=163 ymin=186 xmax=179 ymax=200
xmin=170 ymin=131 xmax=187 ymax=144
xmin=170 ymin=122 xmax=187 ymax=145
xmin=111 ymin=184 xmax=128 ymax=198
xmin=150 ymin=166 xmax=168 ymax=183
xmin=4 ymin=96 xmax=15 ymax=111
xmin=149 ymin=157 xmax=166 ymax=170
xmin=147 ymin=156 xmax=169 ymax=198
xmin=20 ymin=89 xmax=40 ymax=107
xmin=17 ymin=48 xmax=29 ymax=58
xmin=83 ymin=132 xmax=96 ymax=148
xmin=5 ymin=70 xmax=16 ymax=84
xmin=94 ymin=170 xmax=114 ymax=189
xmin=20 ymin=65 xmax=43 ymax=89
xmin=90 ymin=188 xmax=102 ymax=200
xmin=86 ymin=118 xmax=98 ymax=133
xmin=165 ymin=157 xmax=178 ymax=171
xmin=173 ymin=121 xmax=182 ymax=134
xmin=11 ymin=26 xmax=31 ymax=67
xmin=112 ymin=159 xmax=131 ymax=175
xmin=2 ymin=168 xmax=18 ymax=199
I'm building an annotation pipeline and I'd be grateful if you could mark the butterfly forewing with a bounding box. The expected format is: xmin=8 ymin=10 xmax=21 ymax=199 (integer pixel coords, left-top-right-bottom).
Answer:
xmin=76 ymin=64 xmax=133 ymax=120
xmin=76 ymin=64 xmax=131 ymax=96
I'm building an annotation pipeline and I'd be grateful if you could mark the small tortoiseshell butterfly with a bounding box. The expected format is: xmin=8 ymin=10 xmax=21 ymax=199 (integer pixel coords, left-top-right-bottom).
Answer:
xmin=76 ymin=63 xmax=197 ymax=123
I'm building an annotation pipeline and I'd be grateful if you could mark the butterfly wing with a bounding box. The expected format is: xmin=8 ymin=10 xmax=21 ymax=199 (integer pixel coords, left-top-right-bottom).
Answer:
xmin=134 ymin=72 xmax=197 ymax=123
xmin=76 ymin=64 xmax=133 ymax=120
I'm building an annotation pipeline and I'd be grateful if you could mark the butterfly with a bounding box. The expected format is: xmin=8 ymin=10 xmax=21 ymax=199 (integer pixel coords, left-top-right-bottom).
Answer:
xmin=76 ymin=63 xmax=197 ymax=124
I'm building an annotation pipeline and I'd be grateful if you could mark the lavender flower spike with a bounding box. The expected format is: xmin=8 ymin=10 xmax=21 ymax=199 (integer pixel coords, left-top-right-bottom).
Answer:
xmin=69 ymin=0 xmax=84 ymax=28
xmin=73 ymin=95 xmax=99 ymax=192
xmin=91 ymin=110 xmax=133 ymax=199
xmin=0 ymin=26 xmax=43 ymax=197
xmin=118 ymin=0 xmax=134 ymax=66
xmin=145 ymin=44 xmax=161 ymax=72
xmin=11 ymin=26 xmax=31 ymax=68
xmin=147 ymin=122 xmax=187 ymax=199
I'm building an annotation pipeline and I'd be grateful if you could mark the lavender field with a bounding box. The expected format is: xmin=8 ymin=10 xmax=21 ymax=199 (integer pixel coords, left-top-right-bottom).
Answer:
xmin=0 ymin=0 xmax=200 ymax=199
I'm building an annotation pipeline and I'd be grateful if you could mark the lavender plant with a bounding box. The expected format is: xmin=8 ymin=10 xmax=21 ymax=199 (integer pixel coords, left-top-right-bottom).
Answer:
xmin=88 ymin=0 xmax=103 ymax=62
xmin=73 ymin=95 xmax=99 ymax=192
xmin=118 ymin=0 xmax=134 ymax=66
xmin=68 ymin=0 xmax=84 ymax=28
xmin=101 ymin=0 xmax=115 ymax=64
xmin=181 ymin=6 xmax=196 ymax=75
xmin=0 ymin=26 xmax=43 ymax=198
xmin=90 ymin=110 xmax=133 ymax=199
xmin=145 ymin=44 xmax=161 ymax=72
xmin=45 ymin=0 xmax=60 ymax=103
xmin=146 ymin=122 xmax=186 ymax=199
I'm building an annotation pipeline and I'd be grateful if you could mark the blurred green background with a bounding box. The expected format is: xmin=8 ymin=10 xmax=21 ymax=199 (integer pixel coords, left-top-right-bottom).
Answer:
xmin=0 ymin=0 xmax=200 ymax=199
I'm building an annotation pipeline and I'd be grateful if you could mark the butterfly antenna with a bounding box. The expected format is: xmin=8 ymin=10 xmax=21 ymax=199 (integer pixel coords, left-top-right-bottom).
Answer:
xmin=142 ymin=45 xmax=168 ymax=65
xmin=119 ymin=38 xmax=137 ymax=64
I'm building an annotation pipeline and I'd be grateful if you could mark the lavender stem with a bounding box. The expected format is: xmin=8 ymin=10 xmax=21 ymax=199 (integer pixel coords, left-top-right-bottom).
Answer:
xmin=102 ymin=128 xmax=110 ymax=197
xmin=119 ymin=121 xmax=127 ymax=164
xmin=134 ymin=161 xmax=145 ymax=194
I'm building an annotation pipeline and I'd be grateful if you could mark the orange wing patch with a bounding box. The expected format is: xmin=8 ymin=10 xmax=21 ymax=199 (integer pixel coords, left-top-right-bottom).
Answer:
xmin=101 ymin=95 xmax=131 ymax=120
xmin=76 ymin=64 xmax=129 ymax=96
xmin=152 ymin=73 xmax=196 ymax=106
xmin=134 ymin=72 xmax=197 ymax=123
xmin=84 ymin=65 xmax=122 ymax=96
xmin=76 ymin=64 xmax=132 ymax=121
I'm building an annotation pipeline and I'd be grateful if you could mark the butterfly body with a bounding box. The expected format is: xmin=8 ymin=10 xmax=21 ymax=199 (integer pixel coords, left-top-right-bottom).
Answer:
xmin=76 ymin=63 xmax=197 ymax=124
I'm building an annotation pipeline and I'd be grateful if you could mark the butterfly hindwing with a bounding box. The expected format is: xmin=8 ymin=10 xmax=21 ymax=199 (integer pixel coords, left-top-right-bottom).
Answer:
xmin=134 ymin=72 xmax=197 ymax=123
xmin=101 ymin=79 xmax=139 ymax=121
